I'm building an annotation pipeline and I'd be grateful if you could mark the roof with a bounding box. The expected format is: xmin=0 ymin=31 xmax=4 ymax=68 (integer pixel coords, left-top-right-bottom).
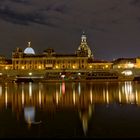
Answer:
xmin=24 ymin=47 xmax=35 ymax=55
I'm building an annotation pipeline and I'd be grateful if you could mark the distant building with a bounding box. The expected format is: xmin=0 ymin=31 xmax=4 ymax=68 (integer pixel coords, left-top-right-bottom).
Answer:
xmin=112 ymin=58 xmax=136 ymax=69
xmin=12 ymin=33 xmax=112 ymax=71
xmin=0 ymin=55 xmax=12 ymax=70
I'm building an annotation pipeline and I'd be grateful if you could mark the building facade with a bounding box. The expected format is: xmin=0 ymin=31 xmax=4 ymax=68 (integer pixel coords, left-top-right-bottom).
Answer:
xmin=12 ymin=33 xmax=112 ymax=72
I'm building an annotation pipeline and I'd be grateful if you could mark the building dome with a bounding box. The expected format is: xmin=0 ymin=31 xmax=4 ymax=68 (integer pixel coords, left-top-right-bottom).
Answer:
xmin=24 ymin=42 xmax=35 ymax=55
xmin=77 ymin=32 xmax=93 ymax=58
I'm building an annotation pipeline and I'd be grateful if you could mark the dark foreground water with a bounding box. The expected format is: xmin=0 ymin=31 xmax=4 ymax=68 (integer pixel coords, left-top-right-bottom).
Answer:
xmin=0 ymin=81 xmax=140 ymax=138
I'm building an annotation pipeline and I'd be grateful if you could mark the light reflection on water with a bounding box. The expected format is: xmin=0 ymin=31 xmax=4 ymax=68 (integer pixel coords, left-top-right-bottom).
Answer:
xmin=0 ymin=81 xmax=140 ymax=137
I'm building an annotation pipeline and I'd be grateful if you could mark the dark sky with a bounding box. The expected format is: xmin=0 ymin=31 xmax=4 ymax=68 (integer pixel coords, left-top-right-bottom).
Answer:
xmin=0 ymin=0 xmax=140 ymax=60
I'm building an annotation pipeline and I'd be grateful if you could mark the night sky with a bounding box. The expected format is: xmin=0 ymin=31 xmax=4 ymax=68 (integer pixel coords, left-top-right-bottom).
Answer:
xmin=0 ymin=0 xmax=140 ymax=60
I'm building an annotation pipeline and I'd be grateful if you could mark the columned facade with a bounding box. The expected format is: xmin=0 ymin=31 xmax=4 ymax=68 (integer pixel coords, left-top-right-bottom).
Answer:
xmin=12 ymin=33 xmax=97 ymax=71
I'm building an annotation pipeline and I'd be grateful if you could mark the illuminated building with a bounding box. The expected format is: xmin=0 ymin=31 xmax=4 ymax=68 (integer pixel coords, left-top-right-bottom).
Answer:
xmin=12 ymin=33 xmax=112 ymax=71
xmin=0 ymin=56 xmax=12 ymax=70
xmin=0 ymin=32 xmax=140 ymax=80
xmin=112 ymin=58 xmax=136 ymax=69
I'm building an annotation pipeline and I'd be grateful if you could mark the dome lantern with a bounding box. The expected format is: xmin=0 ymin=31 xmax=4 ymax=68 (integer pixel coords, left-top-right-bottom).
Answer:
xmin=24 ymin=41 xmax=35 ymax=55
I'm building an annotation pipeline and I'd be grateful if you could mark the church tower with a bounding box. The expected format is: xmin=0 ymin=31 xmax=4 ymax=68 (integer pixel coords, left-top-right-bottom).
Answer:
xmin=76 ymin=32 xmax=93 ymax=58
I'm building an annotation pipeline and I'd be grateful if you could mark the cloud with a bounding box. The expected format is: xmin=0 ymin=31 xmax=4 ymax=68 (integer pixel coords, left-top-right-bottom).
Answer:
xmin=0 ymin=0 xmax=138 ymax=33
xmin=0 ymin=4 xmax=61 ymax=28
xmin=130 ymin=0 xmax=140 ymax=5
xmin=8 ymin=0 xmax=31 ymax=5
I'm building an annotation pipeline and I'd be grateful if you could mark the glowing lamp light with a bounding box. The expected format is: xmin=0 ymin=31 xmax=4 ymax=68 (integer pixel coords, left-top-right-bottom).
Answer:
xmin=118 ymin=66 xmax=121 ymax=69
xmin=89 ymin=65 xmax=92 ymax=68
xmin=73 ymin=65 xmax=76 ymax=69
xmin=56 ymin=65 xmax=59 ymax=69
xmin=5 ymin=66 xmax=8 ymax=70
xmin=22 ymin=66 xmax=25 ymax=69
xmin=29 ymin=72 xmax=32 ymax=76
xmin=78 ymin=73 xmax=81 ymax=75
xmin=105 ymin=65 xmax=109 ymax=68
xmin=61 ymin=75 xmax=65 ymax=78
xmin=38 ymin=66 xmax=41 ymax=69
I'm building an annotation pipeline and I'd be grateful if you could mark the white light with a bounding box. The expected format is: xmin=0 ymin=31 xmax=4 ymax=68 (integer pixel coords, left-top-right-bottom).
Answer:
xmin=126 ymin=63 xmax=134 ymax=68
xmin=122 ymin=70 xmax=133 ymax=76
xmin=61 ymin=75 xmax=65 ymax=78
xmin=78 ymin=82 xmax=81 ymax=95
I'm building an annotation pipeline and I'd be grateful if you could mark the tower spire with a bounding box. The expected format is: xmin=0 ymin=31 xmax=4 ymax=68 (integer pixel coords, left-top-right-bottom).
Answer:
xmin=77 ymin=32 xmax=93 ymax=58
xmin=81 ymin=31 xmax=87 ymax=43
xmin=28 ymin=41 xmax=31 ymax=48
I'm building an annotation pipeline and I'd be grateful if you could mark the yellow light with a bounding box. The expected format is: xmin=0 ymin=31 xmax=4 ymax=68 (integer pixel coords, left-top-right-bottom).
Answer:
xmin=73 ymin=65 xmax=76 ymax=69
xmin=105 ymin=65 xmax=108 ymax=68
xmin=56 ymin=65 xmax=59 ymax=69
xmin=89 ymin=65 xmax=92 ymax=68
xmin=5 ymin=66 xmax=8 ymax=70
xmin=118 ymin=66 xmax=121 ymax=69
xmin=126 ymin=63 xmax=134 ymax=68
xmin=22 ymin=66 xmax=25 ymax=69
xmin=38 ymin=66 xmax=41 ymax=69
xmin=29 ymin=72 xmax=32 ymax=76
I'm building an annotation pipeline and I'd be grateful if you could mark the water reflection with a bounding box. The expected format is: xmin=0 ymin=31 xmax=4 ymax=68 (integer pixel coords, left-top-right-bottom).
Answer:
xmin=1 ymin=81 xmax=140 ymax=137
xmin=24 ymin=106 xmax=35 ymax=125
xmin=79 ymin=104 xmax=93 ymax=135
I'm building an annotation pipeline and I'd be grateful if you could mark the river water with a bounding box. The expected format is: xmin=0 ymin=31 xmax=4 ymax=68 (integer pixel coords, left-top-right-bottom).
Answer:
xmin=0 ymin=81 xmax=140 ymax=138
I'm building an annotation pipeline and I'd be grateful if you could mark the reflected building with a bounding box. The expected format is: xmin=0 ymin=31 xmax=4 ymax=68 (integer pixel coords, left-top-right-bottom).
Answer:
xmin=0 ymin=82 xmax=140 ymax=111
xmin=0 ymin=82 xmax=139 ymax=133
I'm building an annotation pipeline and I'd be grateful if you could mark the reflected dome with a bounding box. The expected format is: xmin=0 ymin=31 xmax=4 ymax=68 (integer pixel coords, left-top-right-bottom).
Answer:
xmin=24 ymin=106 xmax=35 ymax=124
xmin=24 ymin=42 xmax=35 ymax=55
